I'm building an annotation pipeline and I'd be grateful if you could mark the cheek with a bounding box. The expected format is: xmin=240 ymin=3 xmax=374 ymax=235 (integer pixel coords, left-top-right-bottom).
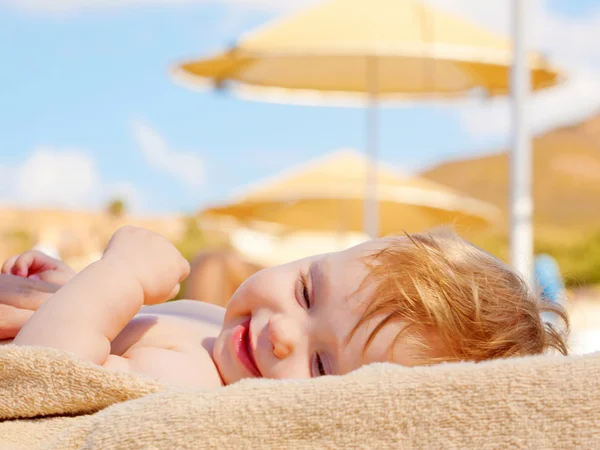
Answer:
xmin=224 ymin=275 xmax=258 ymax=320
xmin=268 ymin=358 xmax=312 ymax=380
xmin=225 ymin=270 xmax=279 ymax=318
xmin=225 ymin=265 xmax=300 ymax=322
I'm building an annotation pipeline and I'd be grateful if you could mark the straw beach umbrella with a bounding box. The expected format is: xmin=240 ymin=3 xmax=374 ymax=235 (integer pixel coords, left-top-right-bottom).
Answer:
xmin=173 ymin=0 xmax=558 ymax=101
xmin=201 ymin=150 xmax=500 ymax=236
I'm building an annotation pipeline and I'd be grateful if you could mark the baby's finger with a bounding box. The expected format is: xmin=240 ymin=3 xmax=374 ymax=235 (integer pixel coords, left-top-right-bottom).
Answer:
xmin=37 ymin=270 xmax=74 ymax=286
xmin=12 ymin=253 xmax=35 ymax=277
xmin=143 ymin=283 xmax=180 ymax=305
xmin=0 ymin=274 xmax=58 ymax=309
xmin=168 ymin=283 xmax=181 ymax=301
xmin=1 ymin=255 xmax=18 ymax=274
xmin=178 ymin=258 xmax=191 ymax=283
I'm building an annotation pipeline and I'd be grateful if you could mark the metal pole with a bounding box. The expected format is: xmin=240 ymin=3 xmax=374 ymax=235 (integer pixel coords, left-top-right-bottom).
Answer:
xmin=365 ymin=57 xmax=379 ymax=238
xmin=510 ymin=0 xmax=534 ymax=287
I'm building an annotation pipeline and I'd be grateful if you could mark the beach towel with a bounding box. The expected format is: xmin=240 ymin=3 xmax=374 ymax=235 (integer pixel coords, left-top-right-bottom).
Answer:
xmin=1 ymin=344 xmax=598 ymax=449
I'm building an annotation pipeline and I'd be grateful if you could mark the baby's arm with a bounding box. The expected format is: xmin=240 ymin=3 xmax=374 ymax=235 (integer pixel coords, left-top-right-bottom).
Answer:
xmin=13 ymin=226 xmax=190 ymax=366
xmin=13 ymin=258 xmax=144 ymax=364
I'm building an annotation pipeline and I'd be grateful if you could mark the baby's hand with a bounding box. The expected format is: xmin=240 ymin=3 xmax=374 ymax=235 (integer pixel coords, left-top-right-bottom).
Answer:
xmin=102 ymin=226 xmax=190 ymax=305
xmin=1 ymin=250 xmax=76 ymax=286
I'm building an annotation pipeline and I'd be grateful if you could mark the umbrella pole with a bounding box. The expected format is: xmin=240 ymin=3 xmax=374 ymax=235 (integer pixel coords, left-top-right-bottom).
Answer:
xmin=365 ymin=56 xmax=379 ymax=239
xmin=510 ymin=0 xmax=534 ymax=287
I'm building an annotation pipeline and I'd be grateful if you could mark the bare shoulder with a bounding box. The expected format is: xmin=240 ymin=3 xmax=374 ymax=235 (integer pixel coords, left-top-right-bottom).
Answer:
xmin=105 ymin=344 xmax=224 ymax=388
xmin=112 ymin=301 xmax=224 ymax=354
xmin=139 ymin=300 xmax=225 ymax=325
xmin=107 ymin=301 xmax=226 ymax=388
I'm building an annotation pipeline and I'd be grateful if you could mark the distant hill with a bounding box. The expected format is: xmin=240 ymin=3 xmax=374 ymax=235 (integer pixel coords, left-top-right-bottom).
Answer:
xmin=421 ymin=114 xmax=600 ymax=230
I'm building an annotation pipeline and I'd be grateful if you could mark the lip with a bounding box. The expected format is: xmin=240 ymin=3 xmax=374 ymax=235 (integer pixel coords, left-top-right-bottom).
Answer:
xmin=233 ymin=319 xmax=261 ymax=377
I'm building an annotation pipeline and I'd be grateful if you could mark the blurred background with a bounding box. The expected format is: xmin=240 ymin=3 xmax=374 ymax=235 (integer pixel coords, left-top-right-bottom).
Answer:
xmin=0 ymin=0 xmax=598 ymax=353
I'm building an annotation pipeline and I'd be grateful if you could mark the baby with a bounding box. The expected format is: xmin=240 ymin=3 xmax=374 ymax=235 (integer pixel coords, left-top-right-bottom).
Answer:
xmin=3 ymin=226 xmax=568 ymax=388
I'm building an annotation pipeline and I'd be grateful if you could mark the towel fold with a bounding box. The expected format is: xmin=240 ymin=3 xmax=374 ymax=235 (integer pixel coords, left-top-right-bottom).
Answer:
xmin=1 ymin=344 xmax=598 ymax=449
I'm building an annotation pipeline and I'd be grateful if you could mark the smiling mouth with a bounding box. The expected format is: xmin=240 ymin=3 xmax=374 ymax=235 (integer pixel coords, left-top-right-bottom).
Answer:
xmin=233 ymin=319 xmax=261 ymax=377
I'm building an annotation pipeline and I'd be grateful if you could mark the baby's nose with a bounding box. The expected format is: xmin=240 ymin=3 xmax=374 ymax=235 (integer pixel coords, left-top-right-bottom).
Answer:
xmin=268 ymin=314 xmax=300 ymax=359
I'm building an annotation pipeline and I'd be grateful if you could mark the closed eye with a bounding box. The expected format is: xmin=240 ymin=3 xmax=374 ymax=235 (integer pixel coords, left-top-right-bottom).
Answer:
xmin=299 ymin=271 xmax=311 ymax=308
xmin=312 ymin=353 xmax=327 ymax=377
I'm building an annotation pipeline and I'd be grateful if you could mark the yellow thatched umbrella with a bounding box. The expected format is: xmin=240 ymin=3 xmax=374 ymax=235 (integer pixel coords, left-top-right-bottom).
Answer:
xmin=173 ymin=0 xmax=560 ymax=240
xmin=201 ymin=150 xmax=500 ymax=236
xmin=173 ymin=0 xmax=558 ymax=101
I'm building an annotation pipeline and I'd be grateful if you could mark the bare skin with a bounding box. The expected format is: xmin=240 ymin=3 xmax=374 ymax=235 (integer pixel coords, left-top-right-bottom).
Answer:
xmin=8 ymin=227 xmax=224 ymax=388
xmin=0 ymin=274 xmax=60 ymax=342
xmin=5 ymin=227 xmax=425 ymax=388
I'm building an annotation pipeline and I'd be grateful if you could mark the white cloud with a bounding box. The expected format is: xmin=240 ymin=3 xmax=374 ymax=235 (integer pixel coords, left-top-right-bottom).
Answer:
xmin=3 ymin=0 xmax=317 ymax=15
xmin=0 ymin=147 xmax=143 ymax=212
xmin=424 ymin=0 xmax=600 ymax=142
xmin=131 ymin=119 xmax=205 ymax=191
xmin=0 ymin=127 xmax=203 ymax=213
xmin=14 ymin=148 xmax=99 ymax=208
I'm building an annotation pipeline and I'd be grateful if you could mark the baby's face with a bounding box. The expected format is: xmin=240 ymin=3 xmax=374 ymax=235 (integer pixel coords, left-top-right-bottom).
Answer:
xmin=213 ymin=237 xmax=420 ymax=385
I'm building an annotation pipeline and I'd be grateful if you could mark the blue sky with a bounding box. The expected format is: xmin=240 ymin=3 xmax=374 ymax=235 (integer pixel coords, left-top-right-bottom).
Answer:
xmin=0 ymin=0 xmax=598 ymax=215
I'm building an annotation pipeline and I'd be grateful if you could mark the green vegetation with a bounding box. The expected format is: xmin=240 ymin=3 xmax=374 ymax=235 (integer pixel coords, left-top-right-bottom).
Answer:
xmin=106 ymin=198 xmax=126 ymax=219
xmin=535 ymin=229 xmax=600 ymax=287
xmin=171 ymin=216 xmax=233 ymax=300
xmin=470 ymin=227 xmax=600 ymax=287
xmin=174 ymin=216 xmax=209 ymax=261
xmin=174 ymin=216 xmax=233 ymax=261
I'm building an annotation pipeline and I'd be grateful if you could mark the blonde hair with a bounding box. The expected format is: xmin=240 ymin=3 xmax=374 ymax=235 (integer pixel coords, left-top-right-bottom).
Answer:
xmin=353 ymin=228 xmax=569 ymax=364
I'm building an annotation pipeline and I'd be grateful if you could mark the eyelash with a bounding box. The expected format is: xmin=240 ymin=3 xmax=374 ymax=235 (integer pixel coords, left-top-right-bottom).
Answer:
xmin=313 ymin=353 xmax=326 ymax=377
xmin=300 ymin=271 xmax=326 ymax=377
xmin=299 ymin=271 xmax=311 ymax=308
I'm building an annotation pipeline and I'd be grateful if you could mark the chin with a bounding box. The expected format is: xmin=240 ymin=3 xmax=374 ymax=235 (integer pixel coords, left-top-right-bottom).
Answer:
xmin=214 ymin=360 xmax=242 ymax=386
xmin=211 ymin=342 xmax=227 ymax=384
xmin=212 ymin=330 xmax=237 ymax=386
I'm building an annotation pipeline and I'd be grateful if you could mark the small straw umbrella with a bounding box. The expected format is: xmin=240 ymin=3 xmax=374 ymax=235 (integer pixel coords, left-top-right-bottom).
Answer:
xmin=201 ymin=149 xmax=501 ymax=236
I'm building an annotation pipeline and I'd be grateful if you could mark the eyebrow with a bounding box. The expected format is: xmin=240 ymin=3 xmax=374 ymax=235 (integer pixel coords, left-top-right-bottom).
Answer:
xmin=311 ymin=259 xmax=343 ymax=375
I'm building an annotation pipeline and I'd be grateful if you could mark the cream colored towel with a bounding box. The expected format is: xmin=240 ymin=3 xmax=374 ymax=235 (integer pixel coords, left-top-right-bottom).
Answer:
xmin=1 ymin=344 xmax=598 ymax=449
